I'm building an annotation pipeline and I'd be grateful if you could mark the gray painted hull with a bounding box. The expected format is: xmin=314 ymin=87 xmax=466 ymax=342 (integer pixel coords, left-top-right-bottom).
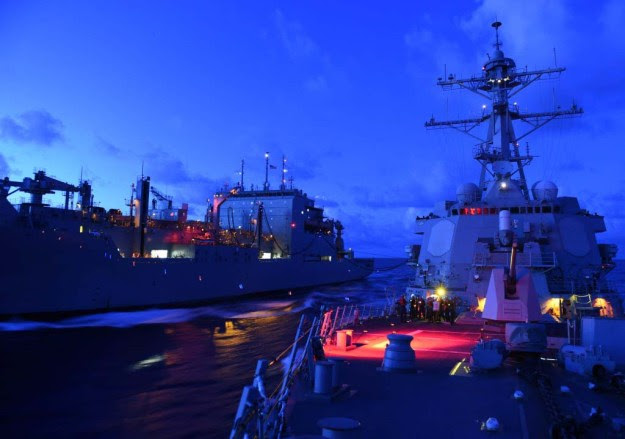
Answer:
xmin=0 ymin=225 xmax=373 ymax=316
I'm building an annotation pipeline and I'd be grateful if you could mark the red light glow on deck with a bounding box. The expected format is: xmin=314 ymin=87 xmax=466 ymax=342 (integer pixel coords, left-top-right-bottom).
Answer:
xmin=325 ymin=326 xmax=481 ymax=361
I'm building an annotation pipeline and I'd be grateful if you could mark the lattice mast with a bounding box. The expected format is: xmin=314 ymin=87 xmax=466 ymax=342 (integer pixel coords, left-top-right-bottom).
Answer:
xmin=425 ymin=22 xmax=582 ymax=200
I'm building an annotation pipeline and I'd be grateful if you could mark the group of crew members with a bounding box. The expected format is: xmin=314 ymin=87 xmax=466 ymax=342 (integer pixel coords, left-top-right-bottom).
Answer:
xmin=396 ymin=294 xmax=457 ymax=324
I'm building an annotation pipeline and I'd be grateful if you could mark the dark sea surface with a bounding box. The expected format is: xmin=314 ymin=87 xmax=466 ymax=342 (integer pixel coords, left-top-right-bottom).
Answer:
xmin=0 ymin=259 xmax=412 ymax=438
xmin=1 ymin=259 xmax=623 ymax=438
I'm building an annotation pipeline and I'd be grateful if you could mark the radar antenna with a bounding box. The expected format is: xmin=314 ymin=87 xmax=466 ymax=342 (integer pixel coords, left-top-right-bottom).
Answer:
xmin=425 ymin=22 xmax=583 ymax=199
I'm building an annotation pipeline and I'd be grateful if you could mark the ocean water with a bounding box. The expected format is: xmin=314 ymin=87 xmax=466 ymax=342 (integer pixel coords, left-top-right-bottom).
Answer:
xmin=0 ymin=259 xmax=622 ymax=438
xmin=0 ymin=259 xmax=412 ymax=438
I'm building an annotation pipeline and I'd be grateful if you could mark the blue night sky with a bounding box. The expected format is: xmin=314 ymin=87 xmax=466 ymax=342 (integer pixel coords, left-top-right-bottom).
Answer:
xmin=1 ymin=0 xmax=624 ymax=257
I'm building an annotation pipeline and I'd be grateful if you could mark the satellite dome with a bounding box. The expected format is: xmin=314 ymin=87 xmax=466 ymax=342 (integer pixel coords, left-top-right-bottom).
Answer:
xmin=531 ymin=180 xmax=558 ymax=201
xmin=457 ymin=182 xmax=480 ymax=203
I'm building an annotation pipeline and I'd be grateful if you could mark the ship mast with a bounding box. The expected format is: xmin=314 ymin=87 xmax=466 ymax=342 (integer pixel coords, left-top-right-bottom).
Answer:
xmin=263 ymin=152 xmax=270 ymax=191
xmin=425 ymin=21 xmax=583 ymax=200
xmin=281 ymin=155 xmax=287 ymax=191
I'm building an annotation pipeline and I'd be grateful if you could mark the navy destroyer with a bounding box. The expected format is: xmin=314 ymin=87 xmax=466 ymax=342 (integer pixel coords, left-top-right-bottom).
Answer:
xmin=406 ymin=22 xmax=618 ymax=317
xmin=229 ymin=28 xmax=625 ymax=439
xmin=0 ymin=154 xmax=373 ymax=316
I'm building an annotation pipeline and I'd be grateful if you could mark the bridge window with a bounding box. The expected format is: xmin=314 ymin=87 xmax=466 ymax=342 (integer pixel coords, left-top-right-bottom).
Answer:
xmin=511 ymin=207 xmax=519 ymax=214
xmin=542 ymin=206 xmax=552 ymax=213
xmin=489 ymin=208 xmax=498 ymax=214
xmin=451 ymin=209 xmax=458 ymax=216
xmin=520 ymin=207 xmax=527 ymax=213
xmin=527 ymin=207 xmax=534 ymax=213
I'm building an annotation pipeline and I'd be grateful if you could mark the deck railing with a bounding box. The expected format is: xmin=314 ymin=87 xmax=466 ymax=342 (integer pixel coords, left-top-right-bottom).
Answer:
xmin=318 ymin=301 xmax=395 ymax=341
xmin=229 ymin=300 xmax=395 ymax=438
xmin=229 ymin=314 xmax=319 ymax=439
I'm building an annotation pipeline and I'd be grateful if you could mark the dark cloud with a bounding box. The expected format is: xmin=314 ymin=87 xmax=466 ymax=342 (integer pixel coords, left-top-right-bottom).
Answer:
xmin=334 ymin=209 xmax=417 ymax=258
xmin=557 ymin=160 xmax=586 ymax=172
xmin=353 ymin=185 xmax=446 ymax=210
xmin=315 ymin=197 xmax=339 ymax=208
xmin=95 ymin=136 xmax=122 ymax=156
xmin=352 ymin=162 xmax=458 ymax=209
xmin=286 ymin=157 xmax=320 ymax=181
xmin=0 ymin=110 xmax=64 ymax=146
xmin=141 ymin=148 xmax=230 ymax=208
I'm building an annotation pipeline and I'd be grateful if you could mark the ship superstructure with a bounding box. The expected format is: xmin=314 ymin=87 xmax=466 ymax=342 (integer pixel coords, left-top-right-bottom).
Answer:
xmin=0 ymin=156 xmax=372 ymax=316
xmin=407 ymin=22 xmax=617 ymax=313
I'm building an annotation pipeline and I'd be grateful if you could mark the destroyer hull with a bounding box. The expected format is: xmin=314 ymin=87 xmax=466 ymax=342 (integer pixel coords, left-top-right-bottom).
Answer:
xmin=0 ymin=225 xmax=373 ymax=316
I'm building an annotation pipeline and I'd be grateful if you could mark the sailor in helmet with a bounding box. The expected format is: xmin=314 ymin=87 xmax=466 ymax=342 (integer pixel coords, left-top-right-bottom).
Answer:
xmin=409 ymin=294 xmax=418 ymax=320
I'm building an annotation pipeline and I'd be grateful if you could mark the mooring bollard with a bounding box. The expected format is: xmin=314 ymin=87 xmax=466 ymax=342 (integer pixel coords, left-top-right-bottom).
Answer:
xmin=318 ymin=417 xmax=361 ymax=439
xmin=380 ymin=333 xmax=416 ymax=372
xmin=314 ymin=361 xmax=334 ymax=394
xmin=328 ymin=357 xmax=346 ymax=390
xmin=336 ymin=330 xmax=352 ymax=350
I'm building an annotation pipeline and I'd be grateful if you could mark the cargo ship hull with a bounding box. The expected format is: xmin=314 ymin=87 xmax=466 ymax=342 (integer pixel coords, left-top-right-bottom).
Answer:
xmin=0 ymin=224 xmax=373 ymax=316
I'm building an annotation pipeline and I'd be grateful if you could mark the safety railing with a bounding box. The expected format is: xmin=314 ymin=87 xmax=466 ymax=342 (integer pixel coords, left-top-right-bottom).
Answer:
xmin=229 ymin=300 xmax=396 ymax=438
xmin=547 ymin=277 xmax=619 ymax=296
xmin=318 ymin=301 xmax=394 ymax=342
xmin=229 ymin=314 xmax=319 ymax=439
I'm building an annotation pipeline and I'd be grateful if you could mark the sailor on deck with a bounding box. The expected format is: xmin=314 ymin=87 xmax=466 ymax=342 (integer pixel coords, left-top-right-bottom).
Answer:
xmin=417 ymin=296 xmax=426 ymax=320
xmin=409 ymin=294 xmax=418 ymax=320
xmin=397 ymin=295 xmax=407 ymax=323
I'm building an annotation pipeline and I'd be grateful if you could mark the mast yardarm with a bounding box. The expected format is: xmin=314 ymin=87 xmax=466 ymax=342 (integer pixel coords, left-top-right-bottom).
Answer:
xmin=425 ymin=22 xmax=583 ymax=200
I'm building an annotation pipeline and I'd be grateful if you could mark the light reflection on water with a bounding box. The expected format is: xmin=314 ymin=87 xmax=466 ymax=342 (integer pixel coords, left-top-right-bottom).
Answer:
xmin=0 ymin=259 xmax=411 ymax=437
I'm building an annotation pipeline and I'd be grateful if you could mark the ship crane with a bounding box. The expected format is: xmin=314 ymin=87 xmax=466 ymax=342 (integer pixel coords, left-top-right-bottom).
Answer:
xmin=425 ymin=21 xmax=583 ymax=200
xmin=1 ymin=170 xmax=90 ymax=210
xmin=149 ymin=186 xmax=173 ymax=210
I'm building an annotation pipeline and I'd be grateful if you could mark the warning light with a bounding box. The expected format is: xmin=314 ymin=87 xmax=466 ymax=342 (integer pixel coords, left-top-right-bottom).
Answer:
xmin=290 ymin=222 xmax=296 ymax=228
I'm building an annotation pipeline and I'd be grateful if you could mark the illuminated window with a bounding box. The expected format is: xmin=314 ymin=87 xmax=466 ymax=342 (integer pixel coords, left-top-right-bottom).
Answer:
xmin=151 ymin=249 xmax=168 ymax=258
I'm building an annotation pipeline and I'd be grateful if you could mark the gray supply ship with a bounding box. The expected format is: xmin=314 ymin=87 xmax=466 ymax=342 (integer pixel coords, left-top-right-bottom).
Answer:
xmin=406 ymin=22 xmax=619 ymax=316
xmin=0 ymin=155 xmax=373 ymax=316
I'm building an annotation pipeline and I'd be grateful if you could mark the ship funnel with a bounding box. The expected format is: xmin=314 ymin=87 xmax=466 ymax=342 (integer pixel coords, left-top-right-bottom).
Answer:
xmin=136 ymin=176 xmax=150 ymax=257
xmin=79 ymin=181 xmax=92 ymax=210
